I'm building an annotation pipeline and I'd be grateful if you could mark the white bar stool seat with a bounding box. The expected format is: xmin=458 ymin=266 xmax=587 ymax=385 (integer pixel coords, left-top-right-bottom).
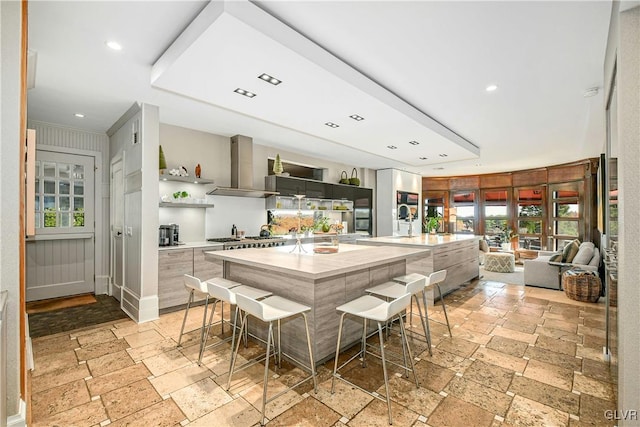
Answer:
xmin=366 ymin=275 xmax=432 ymax=355
xmin=228 ymin=293 xmax=317 ymax=426
xmin=332 ymin=293 xmax=418 ymax=425
xmin=199 ymin=280 xmax=272 ymax=365
xmin=177 ymin=275 xmax=239 ymax=350
xmin=394 ymin=269 xmax=452 ymax=341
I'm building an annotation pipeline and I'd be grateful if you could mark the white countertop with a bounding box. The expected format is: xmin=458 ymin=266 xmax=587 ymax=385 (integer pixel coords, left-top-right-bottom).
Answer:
xmin=204 ymin=243 xmax=429 ymax=280
xmin=158 ymin=241 xmax=224 ymax=251
xmin=361 ymin=233 xmax=480 ymax=248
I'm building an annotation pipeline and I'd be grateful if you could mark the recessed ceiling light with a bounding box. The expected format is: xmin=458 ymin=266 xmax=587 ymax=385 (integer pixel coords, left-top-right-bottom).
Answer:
xmin=74 ymin=113 xmax=85 ymax=118
xmin=583 ymin=87 xmax=599 ymax=97
xmin=408 ymin=141 xmax=419 ymax=145
xmin=234 ymin=88 xmax=256 ymax=98
xmin=349 ymin=114 xmax=365 ymax=121
xmin=433 ymin=167 xmax=445 ymax=170
xmin=485 ymin=84 xmax=498 ymax=92
xmin=438 ymin=153 xmax=448 ymax=157
xmin=258 ymin=73 xmax=282 ymax=85
xmin=475 ymin=163 xmax=482 ymax=166
xmin=387 ymin=145 xmax=397 ymax=149
xmin=105 ymin=41 xmax=122 ymax=51
xmin=325 ymin=122 xmax=339 ymax=128
xmin=419 ymin=157 xmax=428 ymax=160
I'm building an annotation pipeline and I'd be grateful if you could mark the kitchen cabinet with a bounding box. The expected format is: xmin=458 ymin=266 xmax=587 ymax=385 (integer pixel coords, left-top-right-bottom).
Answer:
xmin=158 ymin=246 xmax=224 ymax=310
xmin=332 ymin=184 xmax=354 ymax=200
xmin=306 ymin=180 xmax=331 ymax=198
xmin=269 ymin=176 xmax=306 ymax=196
xmin=426 ymin=239 xmax=478 ymax=296
xmin=158 ymin=248 xmax=193 ymax=310
xmin=354 ymin=187 xmax=373 ymax=235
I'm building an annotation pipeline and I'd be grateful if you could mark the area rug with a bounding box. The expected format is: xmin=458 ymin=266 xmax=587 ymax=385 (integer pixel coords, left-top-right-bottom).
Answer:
xmin=479 ymin=265 xmax=525 ymax=286
xmin=26 ymin=293 xmax=97 ymax=314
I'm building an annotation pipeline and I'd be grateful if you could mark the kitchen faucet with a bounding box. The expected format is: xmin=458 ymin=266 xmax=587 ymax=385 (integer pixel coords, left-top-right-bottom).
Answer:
xmin=397 ymin=203 xmax=414 ymax=237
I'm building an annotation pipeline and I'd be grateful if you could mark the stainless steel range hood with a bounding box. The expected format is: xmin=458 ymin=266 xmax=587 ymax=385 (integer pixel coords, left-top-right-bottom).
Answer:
xmin=206 ymin=135 xmax=279 ymax=198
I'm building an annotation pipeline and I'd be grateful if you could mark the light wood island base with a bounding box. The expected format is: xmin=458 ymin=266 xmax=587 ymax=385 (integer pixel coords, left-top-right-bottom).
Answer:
xmin=204 ymin=244 xmax=429 ymax=364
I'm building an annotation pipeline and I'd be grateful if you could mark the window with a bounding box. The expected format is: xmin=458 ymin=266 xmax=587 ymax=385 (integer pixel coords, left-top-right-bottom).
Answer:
xmin=452 ymin=191 xmax=475 ymax=234
xmin=424 ymin=191 xmax=446 ymax=232
xmin=550 ymin=182 xmax=583 ymax=250
xmin=516 ymin=187 xmax=544 ymax=250
xmin=35 ymin=160 xmax=86 ymax=229
xmin=482 ymin=189 xmax=508 ymax=246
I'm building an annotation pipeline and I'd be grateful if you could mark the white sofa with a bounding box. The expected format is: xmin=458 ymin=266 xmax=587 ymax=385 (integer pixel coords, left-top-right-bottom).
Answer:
xmin=523 ymin=242 xmax=601 ymax=290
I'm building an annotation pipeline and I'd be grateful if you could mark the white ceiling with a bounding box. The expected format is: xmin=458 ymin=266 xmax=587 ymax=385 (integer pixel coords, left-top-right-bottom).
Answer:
xmin=27 ymin=0 xmax=612 ymax=177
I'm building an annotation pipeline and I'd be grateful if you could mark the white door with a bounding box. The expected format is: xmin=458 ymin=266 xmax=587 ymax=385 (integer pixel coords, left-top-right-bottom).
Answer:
xmin=26 ymin=150 xmax=95 ymax=301
xmin=110 ymin=156 xmax=124 ymax=302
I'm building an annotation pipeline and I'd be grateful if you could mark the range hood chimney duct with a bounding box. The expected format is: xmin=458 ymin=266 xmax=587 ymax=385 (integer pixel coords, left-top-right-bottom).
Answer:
xmin=207 ymin=135 xmax=279 ymax=198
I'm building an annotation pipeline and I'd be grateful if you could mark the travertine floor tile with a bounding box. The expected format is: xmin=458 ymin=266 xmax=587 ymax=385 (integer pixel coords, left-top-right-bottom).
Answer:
xmin=436 ymin=337 xmax=479 ymax=358
xmin=269 ymin=396 xmax=341 ymax=427
xmin=505 ymin=395 xmax=569 ymax=426
xmin=150 ymin=362 xmax=213 ymax=396
xmin=491 ymin=325 xmax=538 ymax=345
xmin=544 ymin=318 xmax=579 ymax=333
xmin=32 ymin=334 xmax=79 ymax=357
xmin=525 ymin=346 xmax=582 ymax=371
xmin=107 ymin=398 xmax=186 ymax=427
xmin=102 ymin=379 xmax=162 ymax=421
xmin=472 ymin=346 xmax=527 ymax=373
xmin=31 ymin=378 xmax=91 ymax=420
xmin=31 ymin=398 xmax=107 ymax=427
xmin=523 ymin=359 xmax=574 ymax=391
xmin=30 ymin=363 xmax=90 ymax=393
xmin=536 ymin=325 xmax=583 ymax=344
xmin=142 ymin=348 xmax=191 ymax=377
xmin=75 ymin=338 xmax=130 ymax=361
xmin=124 ymin=328 xmax=165 ymax=348
xmin=445 ymin=376 xmax=512 ymax=416
xmin=76 ymin=328 xmax=117 ymax=347
xmin=86 ymin=350 xmax=135 ymax=378
xmin=171 ymin=377 xmax=233 ymax=420
xmin=86 ymin=363 xmax=151 ymax=397
xmin=379 ymin=375 xmax=442 ymax=417
xmin=509 ymin=375 xmax=579 ymax=415
xmin=312 ymin=378 xmax=374 ymax=419
xmin=111 ymin=321 xmax=158 ymax=339
xmin=127 ymin=337 xmax=178 ymax=362
xmin=573 ymin=373 xmax=617 ymax=400
xmin=427 ymin=395 xmax=495 ymax=427
xmin=32 ymin=349 xmax=79 ymax=377
xmin=348 ymin=398 xmax=419 ymax=427
xmin=577 ymin=393 xmax=617 ymax=426
xmin=462 ymin=359 xmax=514 ymax=392
xmin=581 ymin=357 xmax=616 ymax=383
xmin=239 ymin=377 xmax=305 ymax=421
xmin=486 ymin=335 xmax=529 ymax=357
xmin=188 ymin=397 xmax=261 ymax=427
xmin=451 ymin=326 xmax=492 ymax=345
xmin=535 ymin=333 xmax=577 ymax=356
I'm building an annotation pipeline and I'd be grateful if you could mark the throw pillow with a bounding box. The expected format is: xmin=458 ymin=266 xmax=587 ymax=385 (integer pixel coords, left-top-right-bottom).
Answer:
xmin=564 ymin=239 xmax=581 ymax=263
xmin=549 ymin=253 xmax=563 ymax=262
xmin=572 ymin=245 xmax=594 ymax=265
xmin=589 ymin=250 xmax=601 ymax=268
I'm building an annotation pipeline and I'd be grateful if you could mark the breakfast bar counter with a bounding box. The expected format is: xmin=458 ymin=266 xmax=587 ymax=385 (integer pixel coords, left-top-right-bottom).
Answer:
xmin=204 ymin=244 xmax=429 ymax=364
xmin=358 ymin=233 xmax=481 ymax=297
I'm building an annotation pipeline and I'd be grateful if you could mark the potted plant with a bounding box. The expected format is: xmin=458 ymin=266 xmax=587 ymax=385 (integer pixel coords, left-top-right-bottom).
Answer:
xmin=314 ymin=216 xmax=332 ymax=233
xmin=424 ymin=215 xmax=440 ymax=234
xmin=273 ymin=154 xmax=284 ymax=175
xmin=503 ymin=227 xmax=518 ymax=250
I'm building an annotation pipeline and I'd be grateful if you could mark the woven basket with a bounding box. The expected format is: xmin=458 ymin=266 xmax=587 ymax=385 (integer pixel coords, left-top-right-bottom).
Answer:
xmin=563 ymin=271 xmax=601 ymax=303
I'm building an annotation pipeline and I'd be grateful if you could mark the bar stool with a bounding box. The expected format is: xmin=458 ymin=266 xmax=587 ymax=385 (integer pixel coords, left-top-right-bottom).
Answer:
xmin=394 ymin=270 xmax=452 ymax=342
xmin=332 ymin=293 xmax=418 ymax=425
xmin=199 ymin=279 xmax=273 ymax=365
xmin=177 ymin=275 xmax=233 ymax=349
xmin=365 ymin=275 xmax=432 ymax=356
xmin=228 ymin=293 xmax=317 ymax=426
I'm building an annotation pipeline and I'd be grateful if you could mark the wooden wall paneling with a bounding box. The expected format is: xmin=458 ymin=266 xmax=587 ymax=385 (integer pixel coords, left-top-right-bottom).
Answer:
xmin=422 ymin=177 xmax=449 ymax=190
xmin=512 ymin=169 xmax=548 ymax=187
xmin=547 ymin=163 xmax=588 ymax=183
xmin=449 ymin=176 xmax=480 ymax=190
xmin=480 ymin=173 xmax=512 ymax=188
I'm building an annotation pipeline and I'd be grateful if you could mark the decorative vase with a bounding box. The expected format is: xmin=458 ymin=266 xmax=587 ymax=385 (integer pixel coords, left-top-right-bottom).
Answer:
xmin=159 ymin=144 xmax=167 ymax=174
xmin=273 ymin=154 xmax=283 ymax=175
xmin=195 ymin=164 xmax=201 ymax=178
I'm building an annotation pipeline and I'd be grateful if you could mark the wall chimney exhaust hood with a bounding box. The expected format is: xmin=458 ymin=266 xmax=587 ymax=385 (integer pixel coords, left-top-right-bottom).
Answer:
xmin=206 ymin=135 xmax=279 ymax=198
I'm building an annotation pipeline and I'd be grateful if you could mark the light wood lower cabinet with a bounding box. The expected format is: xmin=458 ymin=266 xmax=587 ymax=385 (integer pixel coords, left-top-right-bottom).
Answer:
xmin=158 ymin=246 xmax=223 ymax=309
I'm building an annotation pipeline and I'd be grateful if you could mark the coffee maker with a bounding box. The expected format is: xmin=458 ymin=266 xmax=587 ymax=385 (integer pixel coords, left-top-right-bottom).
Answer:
xmin=159 ymin=224 xmax=180 ymax=246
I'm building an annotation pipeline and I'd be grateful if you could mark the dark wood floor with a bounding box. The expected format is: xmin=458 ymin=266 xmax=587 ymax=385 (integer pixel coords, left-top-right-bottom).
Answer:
xmin=28 ymin=294 xmax=128 ymax=338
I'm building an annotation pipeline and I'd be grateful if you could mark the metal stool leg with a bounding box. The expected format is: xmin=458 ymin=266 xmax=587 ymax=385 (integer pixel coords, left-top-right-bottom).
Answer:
xmin=361 ymin=318 xmax=367 ymax=368
xmin=301 ymin=312 xmax=318 ymax=393
xmin=413 ymin=293 xmax=432 ymax=351
xmin=260 ymin=321 xmax=274 ymax=426
xmin=377 ymin=321 xmax=392 ymax=425
xmin=227 ymin=311 xmax=248 ymax=391
xmin=177 ymin=290 xmax=195 ymax=347
xmin=420 ymin=290 xmax=433 ymax=356
xmin=436 ymin=284 xmax=452 ymax=336
xmin=398 ymin=314 xmax=419 ymax=388
xmin=198 ymin=299 xmax=218 ymax=365
xmin=331 ymin=313 xmax=347 ymax=393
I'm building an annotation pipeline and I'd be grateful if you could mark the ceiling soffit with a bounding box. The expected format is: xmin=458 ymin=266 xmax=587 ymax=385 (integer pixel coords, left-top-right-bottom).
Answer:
xmin=151 ymin=0 xmax=480 ymax=168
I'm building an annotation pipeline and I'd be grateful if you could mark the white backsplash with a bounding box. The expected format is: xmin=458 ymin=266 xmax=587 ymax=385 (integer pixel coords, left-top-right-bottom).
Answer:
xmin=205 ymin=196 xmax=267 ymax=238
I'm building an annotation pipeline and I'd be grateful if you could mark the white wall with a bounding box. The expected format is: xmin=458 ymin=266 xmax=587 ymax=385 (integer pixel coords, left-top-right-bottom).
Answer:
xmin=159 ymin=125 xmax=376 ymax=240
xmin=610 ymin=4 xmax=640 ymax=423
xmin=109 ymin=104 xmax=160 ymax=323
xmin=376 ymin=168 xmax=422 ymax=237
xmin=0 ymin=0 xmax=24 ymax=423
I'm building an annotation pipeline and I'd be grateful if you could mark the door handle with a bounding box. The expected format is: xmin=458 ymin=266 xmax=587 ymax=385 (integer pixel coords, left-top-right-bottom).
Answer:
xmin=116 ymin=231 xmax=122 ymax=236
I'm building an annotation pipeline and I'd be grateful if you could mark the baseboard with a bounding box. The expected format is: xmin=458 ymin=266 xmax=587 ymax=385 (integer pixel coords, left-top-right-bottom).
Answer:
xmin=7 ymin=399 xmax=26 ymax=427
xmin=95 ymin=275 xmax=109 ymax=295
xmin=120 ymin=289 xmax=158 ymax=323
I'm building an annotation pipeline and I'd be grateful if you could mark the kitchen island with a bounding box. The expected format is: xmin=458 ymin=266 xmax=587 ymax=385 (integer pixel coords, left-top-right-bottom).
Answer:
xmin=358 ymin=234 xmax=480 ymax=298
xmin=204 ymin=243 xmax=429 ymax=364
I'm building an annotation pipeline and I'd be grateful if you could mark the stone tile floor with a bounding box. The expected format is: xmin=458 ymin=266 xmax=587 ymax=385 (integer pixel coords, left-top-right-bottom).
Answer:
xmin=29 ymin=278 xmax=617 ymax=426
